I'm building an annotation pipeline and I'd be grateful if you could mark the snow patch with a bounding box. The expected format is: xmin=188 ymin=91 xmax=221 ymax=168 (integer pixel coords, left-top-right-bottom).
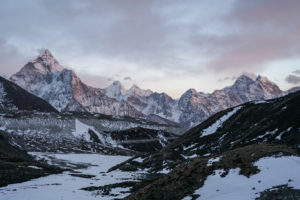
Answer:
xmin=191 ymin=156 xmax=300 ymax=200
xmin=132 ymin=157 xmax=145 ymax=163
xmin=275 ymin=127 xmax=292 ymax=140
xmin=207 ymin=156 xmax=222 ymax=167
xmin=201 ymin=106 xmax=242 ymax=137
xmin=256 ymin=128 xmax=278 ymax=139
xmin=73 ymin=119 xmax=118 ymax=147
xmin=253 ymin=100 xmax=267 ymax=104
xmin=27 ymin=165 xmax=43 ymax=170
xmin=182 ymin=154 xmax=199 ymax=159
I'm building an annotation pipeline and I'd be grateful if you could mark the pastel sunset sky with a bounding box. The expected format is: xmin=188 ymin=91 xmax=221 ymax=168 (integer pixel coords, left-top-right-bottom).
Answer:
xmin=0 ymin=0 xmax=299 ymax=97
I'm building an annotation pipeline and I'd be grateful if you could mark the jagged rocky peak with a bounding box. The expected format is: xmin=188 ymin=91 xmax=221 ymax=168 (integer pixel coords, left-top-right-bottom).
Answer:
xmin=255 ymin=74 xmax=268 ymax=82
xmin=255 ymin=75 xmax=282 ymax=98
xmin=181 ymin=88 xmax=199 ymax=98
xmin=177 ymin=88 xmax=198 ymax=108
xmin=255 ymin=75 xmax=278 ymax=87
xmin=229 ymin=74 xmax=256 ymax=92
xmin=128 ymin=84 xmax=153 ymax=97
xmin=234 ymin=74 xmax=256 ymax=84
xmin=104 ymin=80 xmax=127 ymax=100
xmin=29 ymin=49 xmax=64 ymax=74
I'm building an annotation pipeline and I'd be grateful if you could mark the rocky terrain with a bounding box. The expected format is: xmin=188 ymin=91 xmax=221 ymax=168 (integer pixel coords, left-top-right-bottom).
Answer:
xmin=125 ymin=144 xmax=300 ymax=200
xmin=10 ymin=50 xmax=299 ymax=129
xmin=0 ymin=110 xmax=181 ymax=155
xmin=97 ymin=91 xmax=300 ymax=199
xmin=0 ymin=131 xmax=62 ymax=187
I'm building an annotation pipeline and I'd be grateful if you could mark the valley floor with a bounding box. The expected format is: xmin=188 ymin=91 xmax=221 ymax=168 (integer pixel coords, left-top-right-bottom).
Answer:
xmin=1 ymin=151 xmax=300 ymax=200
xmin=0 ymin=153 xmax=145 ymax=200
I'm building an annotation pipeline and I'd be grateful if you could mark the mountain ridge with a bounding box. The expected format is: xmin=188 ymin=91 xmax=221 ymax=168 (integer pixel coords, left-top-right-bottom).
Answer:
xmin=9 ymin=49 xmax=300 ymax=129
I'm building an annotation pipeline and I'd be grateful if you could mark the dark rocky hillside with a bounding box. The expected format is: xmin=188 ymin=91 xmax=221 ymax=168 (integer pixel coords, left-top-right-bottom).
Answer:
xmin=125 ymin=144 xmax=300 ymax=200
xmin=0 ymin=76 xmax=57 ymax=112
xmin=0 ymin=131 xmax=62 ymax=187
xmin=109 ymin=127 xmax=178 ymax=153
xmin=89 ymin=92 xmax=300 ymax=199
xmin=111 ymin=91 xmax=300 ymax=173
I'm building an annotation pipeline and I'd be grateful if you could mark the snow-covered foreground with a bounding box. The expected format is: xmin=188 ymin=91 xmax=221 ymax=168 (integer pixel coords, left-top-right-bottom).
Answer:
xmin=183 ymin=156 xmax=300 ymax=200
xmin=0 ymin=153 xmax=144 ymax=200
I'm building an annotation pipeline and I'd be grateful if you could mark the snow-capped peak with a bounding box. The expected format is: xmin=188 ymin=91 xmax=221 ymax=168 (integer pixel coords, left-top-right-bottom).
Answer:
xmin=236 ymin=74 xmax=256 ymax=83
xmin=127 ymin=84 xmax=153 ymax=97
xmin=104 ymin=81 xmax=127 ymax=101
xmin=255 ymin=75 xmax=273 ymax=84
xmin=29 ymin=49 xmax=64 ymax=74
xmin=229 ymin=75 xmax=256 ymax=91
xmin=255 ymin=75 xmax=282 ymax=99
xmin=182 ymin=88 xmax=198 ymax=97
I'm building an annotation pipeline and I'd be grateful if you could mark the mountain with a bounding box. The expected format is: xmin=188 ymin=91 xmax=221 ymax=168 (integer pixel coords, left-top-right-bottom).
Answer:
xmin=111 ymin=91 xmax=300 ymax=173
xmin=103 ymin=91 xmax=300 ymax=200
xmin=0 ymin=76 xmax=57 ymax=112
xmin=9 ymin=50 xmax=299 ymax=129
xmin=175 ymin=74 xmax=284 ymax=129
xmin=10 ymin=49 xmax=144 ymax=118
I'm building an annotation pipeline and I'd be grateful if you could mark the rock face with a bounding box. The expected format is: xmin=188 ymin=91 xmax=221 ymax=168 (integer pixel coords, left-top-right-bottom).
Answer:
xmin=9 ymin=50 xmax=299 ymax=129
xmin=0 ymin=76 xmax=57 ymax=112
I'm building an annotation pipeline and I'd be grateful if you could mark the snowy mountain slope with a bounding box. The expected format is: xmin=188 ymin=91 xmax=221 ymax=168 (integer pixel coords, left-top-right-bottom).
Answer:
xmin=10 ymin=50 xmax=144 ymax=119
xmin=124 ymin=145 xmax=300 ymax=200
xmin=0 ymin=76 xmax=57 ymax=112
xmin=9 ymin=50 xmax=300 ymax=129
xmin=108 ymin=91 xmax=300 ymax=182
xmin=0 ymin=111 xmax=181 ymax=154
xmin=176 ymin=75 xmax=284 ymax=129
xmin=104 ymin=80 xmax=128 ymax=101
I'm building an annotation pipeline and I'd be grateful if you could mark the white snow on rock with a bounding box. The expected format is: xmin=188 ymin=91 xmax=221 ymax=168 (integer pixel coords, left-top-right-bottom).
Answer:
xmin=73 ymin=119 xmax=93 ymax=142
xmin=183 ymin=156 xmax=300 ymax=200
xmin=253 ymin=100 xmax=268 ymax=104
xmin=26 ymin=165 xmax=43 ymax=170
xmin=275 ymin=127 xmax=292 ymax=140
xmin=207 ymin=156 xmax=222 ymax=167
xmin=73 ymin=119 xmax=118 ymax=147
xmin=254 ymin=128 xmax=278 ymax=140
xmin=201 ymin=106 xmax=242 ymax=137
xmin=182 ymin=154 xmax=199 ymax=160
xmin=158 ymin=161 xmax=171 ymax=174
xmin=132 ymin=157 xmax=145 ymax=163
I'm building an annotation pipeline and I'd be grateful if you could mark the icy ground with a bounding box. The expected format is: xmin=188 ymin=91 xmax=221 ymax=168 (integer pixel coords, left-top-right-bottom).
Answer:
xmin=183 ymin=156 xmax=300 ymax=200
xmin=0 ymin=153 xmax=145 ymax=200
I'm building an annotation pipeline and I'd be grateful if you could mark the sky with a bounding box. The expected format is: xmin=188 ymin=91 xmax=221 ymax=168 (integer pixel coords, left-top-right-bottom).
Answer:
xmin=0 ymin=0 xmax=299 ymax=98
